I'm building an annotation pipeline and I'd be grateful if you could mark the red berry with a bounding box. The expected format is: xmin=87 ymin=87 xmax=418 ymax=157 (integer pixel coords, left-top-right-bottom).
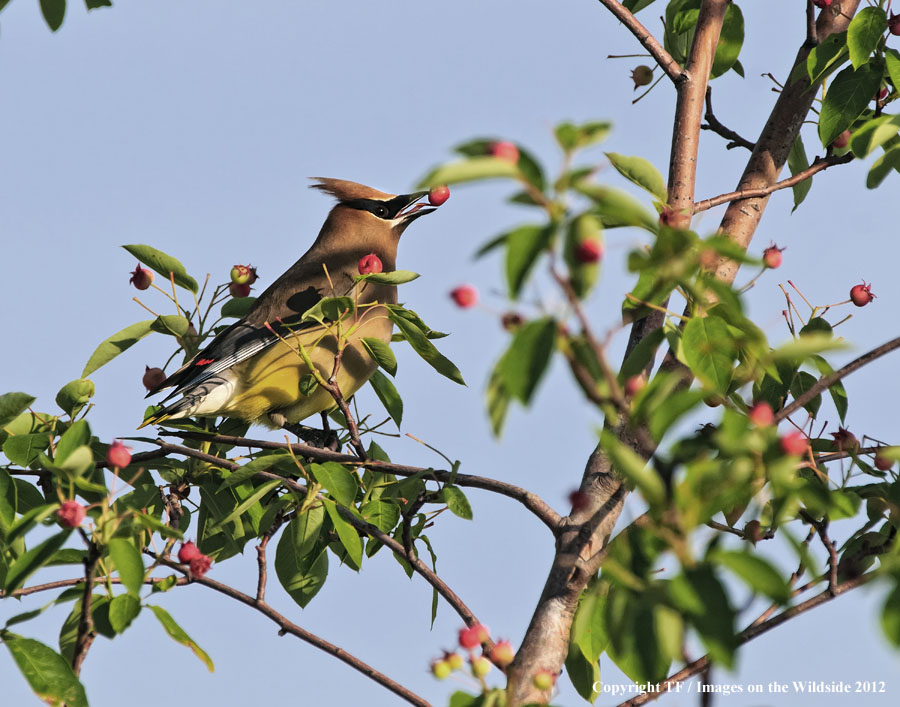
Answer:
xmin=877 ymin=86 xmax=889 ymax=101
xmin=458 ymin=623 xmax=489 ymax=650
xmin=57 ymin=500 xmax=86 ymax=528
xmin=129 ymin=264 xmax=154 ymax=290
xmin=624 ymin=375 xmax=645 ymax=398
xmin=891 ymin=12 xmax=900 ymax=36
xmin=106 ymin=440 xmax=132 ymax=468
xmin=762 ymin=244 xmax=784 ymax=269
xmin=178 ymin=541 xmax=203 ymax=563
xmin=490 ymin=141 xmax=519 ymax=163
xmin=230 ymin=264 xmax=258 ymax=285
xmin=813 ymin=0 xmax=832 ymax=8
xmin=631 ymin=65 xmax=654 ymax=90
xmin=533 ymin=670 xmax=555 ymax=691
xmin=358 ymin=253 xmax=383 ymax=275
xmin=568 ymin=489 xmax=590 ymax=512
xmin=575 ymin=239 xmax=603 ymax=264
xmin=430 ymin=660 xmax=451 ymax=680
xmin=489 ymin=640 xmax=515 ymax=668
xmin=832 ymin=129 xmax=851 ymax=150
xmin=189 ymin=554 xmax=212 ymax=577
xmin=850 ymin=280 xmax=875 ymax=307
xmin=830 ymin=426 xmax=858 ymax=452
xmin=450 ymin=284 xmax=478 ymax=309
xmin=142 ymin=366 xmax=166 ymax=392
xmin=780 ymin=431 xmax=808 ymax=456
xmin=748 ymin=401 xmax=774 ymax=427
xmin=428 ymin=185 xmax=450 ymax=206
xmin=229 ymin=282 xmax=251 ymax=298
xmin=874 ymin=450 xmax=894 ymax=472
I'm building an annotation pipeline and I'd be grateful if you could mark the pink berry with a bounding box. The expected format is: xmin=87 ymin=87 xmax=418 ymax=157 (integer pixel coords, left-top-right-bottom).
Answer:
xmin=229 ymin=282 xmax=251 ymax=298
xmin=850 ymin=280 xmax=875 ymax=307
xmin=142 ymin=366 xmax=166 ymax=392
xmin=575 ymin=239 xmax=603 ymax=264
xmin=489 ymin=640 xmax=515 ymax=668
xmin=533 ymin=670 xmax=555 ymax=691
xmin=189 ymin=554 xmax=212 ymax=577
xmin=106 ymin=440 xmax=132 ymax=468
xmin=450 ymin=284 xmax=478 ymax=309
xmin=874 ymin=450 xmax=894 ymax=472
xmin=568 ymin=489 xmax=590 ymax=512
xmin=624 ymin=375 xmax=645 ymax=398
xmin=813 ymin=0 xmax=832 ymax=8
xmin=57 ymin=500 xmax=86 ymax=528
xmin=877 ymin=86 xmax=890 ymax=101
xmin=490 ymin=141 xmax=519 ymax=163
xmin=832 ymin=129 xmax=851 ymax=149
xmin=129 ymin=264 xmax=154 ymax=290
xmin=762 ymin=244 xmax=784 ymax=269
xmin=891 ymin=12 xmax=900 ymax=36
xmin=358 ymin=253 xmax=383 ymax=275
xmin=428 ymin=185 xmax=450 ymax=206
xmin=178 ymin=541 xmax=211 ymax=576
xmin=780 ymin=431 xmax=808 ymax=456
xmin=830 ymin=426 xmax=858 ymax=452
xmin=230 ymin=264 xmax=258 ymax=285
xmin=458 ymin=623 xmax=489 ymax=650
xmin=748 ymin=401 xmax=774 ymax=427
xmin=178 ymin=541 xmax=203 ymax=563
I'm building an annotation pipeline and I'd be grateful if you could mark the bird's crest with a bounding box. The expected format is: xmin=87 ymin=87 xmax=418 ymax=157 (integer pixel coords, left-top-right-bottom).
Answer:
xmin=310 ymin=177 xmax=394 ymax=203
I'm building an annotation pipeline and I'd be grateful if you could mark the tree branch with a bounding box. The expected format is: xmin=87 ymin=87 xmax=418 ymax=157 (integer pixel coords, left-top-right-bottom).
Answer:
xmin=0 ymin=575 xmax=190 ymax=599
xmin=701 ymin=88 xmax=755 ymax=151
xmin=71 ymin=531 xmax=99 ymax=676
xmin=151 ymin=555 xmax=431 ymax=707
xmin=617 ymin=571 xmax=877 ymax=706
xmin=693 ymin=153 xmax=853 ymax=213
xmin=596 ymin=0 xmax=684 ymax=83
xmin=775 ymin=335 xmax=900 ymax=422
xmin=157 ymin=432 xmax=562 ymax=531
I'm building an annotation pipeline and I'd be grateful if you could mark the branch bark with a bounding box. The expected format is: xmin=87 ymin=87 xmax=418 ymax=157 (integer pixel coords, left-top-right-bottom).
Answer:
xmin=595 ymin=0 xmax=684 ymax=83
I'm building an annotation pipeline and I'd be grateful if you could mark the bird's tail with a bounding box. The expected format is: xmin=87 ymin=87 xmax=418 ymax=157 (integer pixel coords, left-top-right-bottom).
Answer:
xmin=137 ymin=400 xmax=191 ymax=429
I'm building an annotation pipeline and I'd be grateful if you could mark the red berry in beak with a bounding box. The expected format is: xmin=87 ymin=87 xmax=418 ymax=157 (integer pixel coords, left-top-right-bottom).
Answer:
xmin=428 ymin=185 xmax=450 ymax=206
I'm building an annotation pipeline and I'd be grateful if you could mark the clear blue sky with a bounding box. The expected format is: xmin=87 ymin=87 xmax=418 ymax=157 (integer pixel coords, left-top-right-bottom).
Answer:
xmin=1 ymin=1 xmax=898 ymax=705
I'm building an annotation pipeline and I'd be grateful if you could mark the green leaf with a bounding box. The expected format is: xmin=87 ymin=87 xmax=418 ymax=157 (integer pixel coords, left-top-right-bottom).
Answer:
xmin=147 ymin=605 xmax=214 ymax=671
xmin=323 ymin=500 xmax=363 ymax=568
xmin=866 ymin=144 xmax=900 ymax=188
xmin=441 ymin=486 xmax=473 ymax=520
xmin=107 ymin=538 xmax=145 ymax=597
xmin=599 ymin=428 xmax=664 ymax=507
xmin=387 ymin=306 xmax=465 ymax=385
xmin=811 ymin=355 xmax=848 ymax=422
xmin=496 ymin=317 xmax=557 ymax=405
xmin=301 ymin=296 xmax=355 ymax=325
xmin=885 ymin=49 xmax=900 ymax=97
xmin=39 ymin=0 xmax=65 ymax=31
xmin=881 ymin=584 xmax=900 ymax=647
xmin=82 ymin=320 xmax=154 ymax=378
xmin=847 ymin=7 xmax=887 ymax=70
xmin=505 ymin=224 xmax=554 ymax=298
xmin=554 ymin=120 xmax=612 ymax=151
xmin=361 ymin=337 xmax=397 ymax=376
xmin=368 ymin=370 xmax=403 ymax=427
xmin=486 ymin=366 xmax=511 ymax=438
xmin=564 ymin=213 xmax=603 ymax=298
xmin=573 ymin=182 xmax=658 ymax=231
xmin=54 ymin=379 xmax=94 ymax=418
xmin=565 ymin=643 xmax=601 ymax=703
xmin=4 ymin=505 xmax=60 ymax=547
xmin=669 ymin=565 xmax=737 ymax=667
xmin=122 ymin=244 xmax=198 ymax=292
xmin=85 ymin=0 xmax=112 ymax=9
xmin=218 ymin=453 xmax=291 ymax=490
xmin=0 ymin=392 xmax=36 ymax=428
xmin=850 ymin=115 xmax=900 ymax=158
xmin=275 ymin=508 xmax=327 ymax=608
xmin=359 ymin=499 xmax=400 ymax=533
xmin=807 ymin=31 xmax=848 ymax=84
xmin=624 ymin=0 xmax=657 ymax=12
xmin=790 ymin=370 xmax=821 ymax=417
xmin=108 ymin=593 xmax=142 ymax=634
xmin=416 ymin=156 xmax=519 ymax=188
xmin=220 ymin=295 xmax=256 ymax=319
xmin=770 ymin=333 xmax=847 ymax=362
xmin=787 ymin=135 xmax=812 ymax=212
xmin=54 ymin=419 xmax=91 ymax=466
xmin=3 ymin=433 xmax=51 ymax=468
xmin=360 ymin=270 xmax=419 ymax=285
xmin=711 ymin=3 xmax=744 ymax=78
xmin=572 ymin=578 xmax=609 ymax=664
xmin=0 ymin=469 xmax=15 ymax=533
xmin=3 ymin=635 xmax=87 ymax=707
xmin=150 ymin=314 xmax=190 ymax=338
xmin=309 ymin=462 xmax=357 ymax=507
xmin=4 ymin=530 xmax=71 ymax=594
xmin=819 ymin=61 xmax=883 ymax=147
xmin=605 ymin=152 xmax=667 ymax=202
xmin=682 ymin=315 xmax=736 ymax=394
xmin=711 ymin=550 xmax=790 ymax=602
xmin=208 ymin=478 xmax=281 ymax=531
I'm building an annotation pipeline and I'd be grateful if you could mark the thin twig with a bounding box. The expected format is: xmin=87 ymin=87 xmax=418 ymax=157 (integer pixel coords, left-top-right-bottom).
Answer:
xmin=325 ymin=346 xmax=367 ymax=460
xmin=596 ymin=0 xmax=684 ymax=83
xmin=693 ymin=153 xmax=854 ymax=212
xmin=701 ymin=87 xmax=755 ymax=150
xmin=156 ymin=432 xmax=562 ymax=531
xmin=799 ymin=510 xmax=838 ymax=595
xmin=776 ymin=335 xmax=900 ymax=422
xmin=617 ymin=571 xmax=877 ymax=706
xmin=150 ymin=554 xmax=430 ymax=707
xmin=0 ymin=575 xmax=190 ymax=599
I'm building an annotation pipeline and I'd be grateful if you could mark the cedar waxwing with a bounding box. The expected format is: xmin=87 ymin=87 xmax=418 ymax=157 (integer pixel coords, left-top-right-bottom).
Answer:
xmin=138 ymin=178 xmax=438 ymax=430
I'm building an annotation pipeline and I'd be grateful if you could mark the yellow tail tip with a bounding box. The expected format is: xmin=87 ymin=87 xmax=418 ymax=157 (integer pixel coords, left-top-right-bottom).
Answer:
xmin=137 ymin=413 xmax=169 ymax=430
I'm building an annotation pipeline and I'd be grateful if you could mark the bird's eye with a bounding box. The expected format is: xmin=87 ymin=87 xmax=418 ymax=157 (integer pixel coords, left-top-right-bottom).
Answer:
xmin=372 ymin=204 xmax=389 ymax=218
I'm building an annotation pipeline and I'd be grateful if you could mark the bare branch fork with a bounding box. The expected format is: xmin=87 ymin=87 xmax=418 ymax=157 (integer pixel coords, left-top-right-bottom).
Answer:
xmin=702 ymin=88 xmax=755 ymax=151
xmin=595 ymin=0 xmax=684 ymax=83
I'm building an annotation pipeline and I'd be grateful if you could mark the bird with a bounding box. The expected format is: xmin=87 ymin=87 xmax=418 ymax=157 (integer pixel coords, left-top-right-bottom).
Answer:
xmin=138 ymin=178 xmax=438 ymax=431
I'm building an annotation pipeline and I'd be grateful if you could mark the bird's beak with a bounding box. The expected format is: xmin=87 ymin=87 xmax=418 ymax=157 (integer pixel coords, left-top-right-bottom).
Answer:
xmin=394 ymin=191 xmax=436 ymax=223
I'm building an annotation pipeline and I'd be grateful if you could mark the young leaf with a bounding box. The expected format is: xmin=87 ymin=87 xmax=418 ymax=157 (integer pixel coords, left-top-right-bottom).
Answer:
xmin=496 ymin=317 xmax=557 ymax=405
xmin=605 ymin=152 xmax=668 ymax=202
xmin=682 ymin=315 xmax=736 ymax=394
xmin=599 ymin=428 xmax=664 ymax=507
xmin=107 ymin=538 xmax=145 ymax=597
xmin=275 ymin=509 xmax=327 ymax=608
xmin=710 ymin=3 xmax=744 ymax=78
xmin=82 ymin=320 xmax=154 ymax=378
xmin=220 ymin=295 xmax=256 ymax=319
xmin=807 ymin=31 xmax=848 ymax=84
xmin=361 ymin=337 xmax=397 ymax=376
xmin=39 ymin=0 xmax=65 ymax=31
xmin=0 ymin=392 xmax=37 ymax=428
xmin=368 ymin=369 xmax=403 ymax=427
xmin=309 ymin=462 xmax=358 ymax=507
xmin=323 ymin=500 xmax=363 ymax=569
xmin=108 ymin=593 xmax=142 ymax=634
xmin=710 ymin=550 xmax=790 ymax=603
xmin=301 ymin=296 xmax=355 ymax=325
xmin=866 ymin=144 xmax=900 ymax=188
xmin=441 ymin=486 xmax=473 ymax=520
xmin=847 ymin=6 xmax=887 ymax=69
xmin=360 ymin=270 xmax=420 ymax=285
xmin=387 ymin=306 xmax=465 ymax=385
xmin=122 ymin=244 xmax=198 ymax=293
xmin=850 ymin=115 xmax=900 ymax=158
xmin=4 ymin=530 xmax=72 ymax=594
xmin=3 ymin=635 xmax=88 ymax=707
xmin=416 ymin=157 xmax=519 ymax=188
xmin=505 ymin=224 xmax=554 ymax=299
xmin=787 ymin=135 xmax=812 ymax=212
xmin=54 ymin=379 xmax=94 ymax=418
xmin=565 ymin=643 xmax=601 ymax=704
xmin=147 ymin=605 xmax=214 ymax=671
xmin=818 ymin=61 xmax=883 ymax=148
